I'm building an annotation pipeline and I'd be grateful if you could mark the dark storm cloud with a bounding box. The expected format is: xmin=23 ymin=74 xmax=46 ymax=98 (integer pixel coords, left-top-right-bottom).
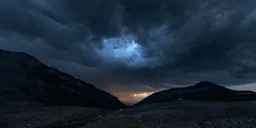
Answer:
xmin=0 ymin=0 xmax=256 ymax=91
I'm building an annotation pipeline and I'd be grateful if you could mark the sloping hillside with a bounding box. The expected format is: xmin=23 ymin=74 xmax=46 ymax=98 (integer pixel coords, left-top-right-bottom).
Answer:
xmin=138 ymin=81 xmax=256 ymax=105
xmin=0 ymin=49 xmax=125 ymax=109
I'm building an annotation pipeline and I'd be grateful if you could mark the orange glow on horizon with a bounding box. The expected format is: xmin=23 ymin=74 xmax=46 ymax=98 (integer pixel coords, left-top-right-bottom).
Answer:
xmin=132 ymin=92 xmax=155 ymax=98
xmin=106 ymin=87 xmax=160 ymax=105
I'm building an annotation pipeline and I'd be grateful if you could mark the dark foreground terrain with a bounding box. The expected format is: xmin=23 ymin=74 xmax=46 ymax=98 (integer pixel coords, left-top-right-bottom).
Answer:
xmin=0 ymin=106 xmax=110 ymax=128
xmin=82 ymin=101 xmax=256 ymax=128
xmin=1 ymin=101 xmax=256 ymax=128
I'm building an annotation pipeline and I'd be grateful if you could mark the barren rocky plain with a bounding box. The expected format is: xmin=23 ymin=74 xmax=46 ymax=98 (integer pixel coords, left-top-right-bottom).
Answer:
xmin=1 ymin=101 xmax=256 ymax=128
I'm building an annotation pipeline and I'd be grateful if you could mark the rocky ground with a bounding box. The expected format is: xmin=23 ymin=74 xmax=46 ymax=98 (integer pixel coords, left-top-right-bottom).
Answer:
xmin=1 ymin=101 xmax=256 ymax=128
xmin=83 ymin=101 xmax=256 ymax=128
xmin=0 ymin=106 xmax=110 ymax=128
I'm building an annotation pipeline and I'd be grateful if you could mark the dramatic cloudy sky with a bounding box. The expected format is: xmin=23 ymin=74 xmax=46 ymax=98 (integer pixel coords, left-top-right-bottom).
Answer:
xmin=0 ymin=0 xmax=256 ymax=103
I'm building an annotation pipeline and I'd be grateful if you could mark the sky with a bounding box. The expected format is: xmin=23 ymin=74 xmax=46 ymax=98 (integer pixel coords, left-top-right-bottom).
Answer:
xmin=0 ymin=0 xmax=256 ymax=104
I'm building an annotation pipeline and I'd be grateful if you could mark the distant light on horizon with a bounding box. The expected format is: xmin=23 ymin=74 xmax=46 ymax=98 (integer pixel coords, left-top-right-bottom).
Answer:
xmin=106 ymin=86 xmax=161 ymax=105
xmin=132 ymin=92 xmax=155 ymax=98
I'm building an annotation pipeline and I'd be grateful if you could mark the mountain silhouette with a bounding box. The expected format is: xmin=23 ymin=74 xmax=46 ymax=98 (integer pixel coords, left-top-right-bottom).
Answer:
xmin=138 ymin=81 xmax=256 ymax=105
xmin=0 ymin=49 xmax=125 ymax=109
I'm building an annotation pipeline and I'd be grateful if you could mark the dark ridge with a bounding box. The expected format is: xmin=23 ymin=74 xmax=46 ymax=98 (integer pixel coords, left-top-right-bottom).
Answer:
xmin=0 ymin=49 xmax=126 ymax=109
xmin=137 ymin=81 xmax=256 ymax=105
xmin=193 ymin=81 xmax=222 ymax=87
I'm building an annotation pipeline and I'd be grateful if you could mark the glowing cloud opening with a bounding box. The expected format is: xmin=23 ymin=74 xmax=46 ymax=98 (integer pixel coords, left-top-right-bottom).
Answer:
xmin=96 ymin=34 xmax=157 ymax=67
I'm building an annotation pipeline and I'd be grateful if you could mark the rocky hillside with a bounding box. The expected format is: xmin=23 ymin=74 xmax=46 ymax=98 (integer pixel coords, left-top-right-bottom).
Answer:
xmin=0 ymin=49 xmax=125 ymax=109
xmin=138 ymin=81 xmax=256 ymax=105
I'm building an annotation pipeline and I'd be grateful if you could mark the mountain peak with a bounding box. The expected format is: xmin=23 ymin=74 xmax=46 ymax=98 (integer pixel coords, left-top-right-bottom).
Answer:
xmin=192 ymin=81 xmax=223 ymax=88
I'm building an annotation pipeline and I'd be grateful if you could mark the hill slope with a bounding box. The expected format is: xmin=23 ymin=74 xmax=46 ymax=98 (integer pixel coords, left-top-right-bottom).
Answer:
xmin=138 ymin=81 xmax=256 ymax=105
xmin=0 ymin=49 xmax=125 ymax=109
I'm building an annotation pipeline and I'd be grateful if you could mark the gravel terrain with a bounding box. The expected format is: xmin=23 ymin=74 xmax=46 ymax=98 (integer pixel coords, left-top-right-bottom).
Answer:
xmin=1 ymin=101 xmax=256 ymax=128
xmin=0 ymin=106 xmax=108 ymax=128
xmin=81 ymin=101 xmax=256 ymax=128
